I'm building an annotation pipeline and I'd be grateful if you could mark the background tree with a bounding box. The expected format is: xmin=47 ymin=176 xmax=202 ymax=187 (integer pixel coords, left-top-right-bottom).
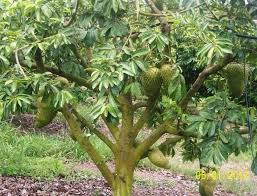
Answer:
xmin=1 ymin=0 xmax=257 ymax=195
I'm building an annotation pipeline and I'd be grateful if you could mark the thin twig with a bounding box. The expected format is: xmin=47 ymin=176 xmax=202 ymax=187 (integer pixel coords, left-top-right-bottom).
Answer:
xmin=15 ymin=50 xmax=27 ymax=78
xmin=145 ymin=0 xmax=170 ymax=33
xmin=139 ymin=2 xmax=206 ymax=17
xmin=64 ymin=0 xmax=80 ymax=27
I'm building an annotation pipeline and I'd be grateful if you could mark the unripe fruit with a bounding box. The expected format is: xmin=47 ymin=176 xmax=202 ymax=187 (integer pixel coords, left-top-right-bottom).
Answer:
xmin=199 ymin=173 xmax=217 ymax=196
xmin=148 ymin=148 xmax=171 ymax=169
xmin=225 ymin=63 xmax=249 ymax=98
xmin=160 ymin=64 xmax=175 ymax=95
xmin=141 ymin=67 xmax=162 ymax=97
xmin=35 ymin=96 xmax=57 ymax=128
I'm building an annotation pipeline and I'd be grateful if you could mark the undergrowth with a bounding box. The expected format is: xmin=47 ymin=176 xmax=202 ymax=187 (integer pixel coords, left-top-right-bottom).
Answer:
xmin=0 ymin=122 xmax=112 ymax=179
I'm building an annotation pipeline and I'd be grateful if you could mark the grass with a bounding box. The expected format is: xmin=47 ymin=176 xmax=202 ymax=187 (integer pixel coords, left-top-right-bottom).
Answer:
xmin=0 ymin=121 xmax=256 ymax=195
xmin=157 ymin=146 xmax=257 ymax=195
xmin=138 ymin=144 xmax=257 ymax=195
xmin=0 ymin=122 xmax=112 ymax=179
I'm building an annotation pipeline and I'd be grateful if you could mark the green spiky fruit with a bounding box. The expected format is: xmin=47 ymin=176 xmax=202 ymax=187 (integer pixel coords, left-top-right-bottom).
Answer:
xmin=199 ymin=173 xmax=217 ymax=196
xmin=141 ymin=67 xmax=162 ymax=97
xmin=160 ymin=64 xmax=175 ymax=94
xmin=148 ymin=148 xmax=171 ymax=169
xmin=225 ymin=63 xmax=249 ymax=98
xmin=35 ymin=96 xmax=57 ymax=128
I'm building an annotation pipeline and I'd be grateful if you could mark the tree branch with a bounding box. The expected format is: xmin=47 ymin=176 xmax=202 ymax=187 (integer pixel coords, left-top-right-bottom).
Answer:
xmin=71 ymin=107 xmax=117 ymax=154
xmin=139 ymin=135 xmax=183 ymax=160
xmin=61 ymin=105 xmax=114 ymax=187
xmin=135 ymin=122 xmax=178 ymax=160
xmin=85 ymin=48 xmax=93 ymax=67
xmin=139 ymin=3 xmax=206 ymax=17
xmin=70 ymin=44 xmax=88 ymax=68
xmin=118 ymin=94 xmax=134 ymax=140
xmin=145 ymin=0 xmax=170 ymax=33
xmin=179 ymin=54 xmax=234 ymax=111
xmin=132 ymin=109 xmax=150 ymax=138
xmin=64 ymin=0 xmax=80 ymax=27
xmin=37 ymin=65 xmax=92 ymax=89
xmin=158 ymin=135 xmax=183 ymax=149
xmin=34 ymin=48 xmax=45 ymax=71
xmin=102 ymin=115 xmax=120 ymax=141
xmin=132 ymin=98 xmax=160 ymax=139
xmin=132 ymin=101 xmax=148 ymax=110
xmin=15 ymin=49 xmax=27 ymax=78
xmin=17 ymin=48 xmax=92 ymax=89
xmin=139 ymin=11 xmax=166 ymax=17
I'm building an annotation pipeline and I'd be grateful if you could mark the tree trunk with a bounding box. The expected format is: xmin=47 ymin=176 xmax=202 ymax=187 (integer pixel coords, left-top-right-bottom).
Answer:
xmin=112 ymin=163 xmax=134 ymax=196
xmin=112 ymin=94 xmax=136 ymax=196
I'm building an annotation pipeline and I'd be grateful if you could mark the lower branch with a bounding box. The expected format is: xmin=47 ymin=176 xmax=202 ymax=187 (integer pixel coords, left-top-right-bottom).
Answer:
xmin=44 ymin=66 xmax=92 ymax=88
xmin=61 ymin=105 xmax=114 ymax=187
xmin=140 ymin=135 xmax=183 ymax=160
xmin=15 ymin=50 xmax=27 ymax=78
xmin=16 ymin=49 xmax=92 ymax=88
xmin=85 ymin=48 xmax=93 ymax=67
xmin=135 ymin=122 xmax=178 ymax=161
xmin=158 ymin=136 xmax=183 ymax=151
xmin=71 ymin=107 xmax=117 ymax=154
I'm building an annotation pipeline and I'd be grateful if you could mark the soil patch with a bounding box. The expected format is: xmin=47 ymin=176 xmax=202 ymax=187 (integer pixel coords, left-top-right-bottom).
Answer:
xmin=9 ymin=114 xmax=67 ymax=135
xmin=0 ymin=175 xmax=235 ymax=196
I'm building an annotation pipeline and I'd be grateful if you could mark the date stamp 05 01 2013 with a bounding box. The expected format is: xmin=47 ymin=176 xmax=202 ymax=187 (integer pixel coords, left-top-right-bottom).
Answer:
xmin=195 ymin=169 xmax=251 ymax=181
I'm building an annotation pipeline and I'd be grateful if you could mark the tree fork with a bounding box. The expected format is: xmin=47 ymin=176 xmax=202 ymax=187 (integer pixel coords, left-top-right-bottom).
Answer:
xmin=135 ymin=122 xmax=178 ymax=161
xmin=102 ymin=115 xmax=120 ymax=141
xmin=71 ymin=107 xmax=117 ymax=154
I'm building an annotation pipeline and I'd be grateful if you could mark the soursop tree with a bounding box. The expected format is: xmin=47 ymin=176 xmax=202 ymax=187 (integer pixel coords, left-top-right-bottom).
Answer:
xmin=1 ymin=0 xmax=257 ymax=195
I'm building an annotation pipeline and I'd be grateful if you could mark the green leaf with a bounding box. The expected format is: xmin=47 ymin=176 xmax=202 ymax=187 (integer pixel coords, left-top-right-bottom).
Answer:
xmin=0 ymin=101 xmax=4 ymax=119
xmin=130 ymin=82 xmax=142 ymax=97
xmin=219 ymin=131 xmax=229 ymax=144
xmin=208 ymin=121 xmax=216 ymax=137
xmin=200 ymin=140 xmax=229 ymax=166
xmin=185 ymin=122 xmax=200 ymax=133
xmin=198 ymin=121 xmax=205 ymax=136
xmin=41 ymin=4 xmax=52 ymax=18
xmin=132 ymin=48 xmax=150 ymax=58
xmin=84 ymin=28 xmax=98 ymax=47
xmin=112 ymin=0 xmax=119 ymax=13
xmin=219 ymin=47 xmax=232 ymax=54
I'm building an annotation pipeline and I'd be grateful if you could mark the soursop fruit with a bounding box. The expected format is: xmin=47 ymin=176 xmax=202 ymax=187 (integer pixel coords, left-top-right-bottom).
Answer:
xmin=141 ymin=67 xmax=162 ymax=97
xmin=225 ymin=63 xmax=249 ymax=98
